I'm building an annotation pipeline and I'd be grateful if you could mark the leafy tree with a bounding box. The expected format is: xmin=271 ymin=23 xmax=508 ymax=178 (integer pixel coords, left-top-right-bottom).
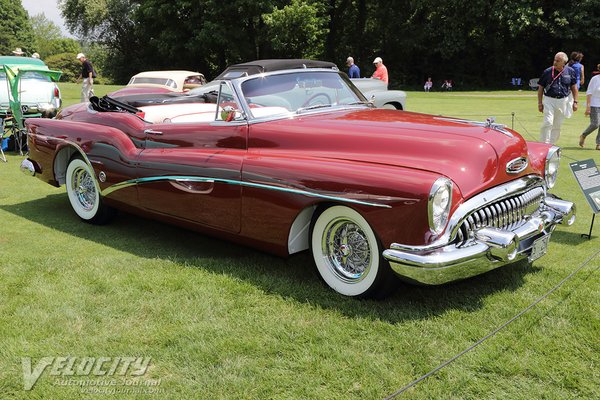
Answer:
xmin=263 ymin=0 xmax=328 ymax=59
xmin=46 ymin=46 xmax=110 ymax=84
xmin=0 ymin=0 xmax=35 ymax=56
xmin=47 ymin=38 xmax=81 ymax=57
xmin=129 ymin=0 xmax=283 ymax=79
xmin=58 ymin=0 xmax=600 ymax=88
xmin=61 ymin=0 xmax=283 ymax=81
xmin=45 ymin=52 xmax=81 ymax=82
xmin=30 ymin=13 xmax=62 ymax=41
xmin=30 ymin=13 xmax=76 ymax=59
xmin=61 ymin=0 xmax=138 ymax=81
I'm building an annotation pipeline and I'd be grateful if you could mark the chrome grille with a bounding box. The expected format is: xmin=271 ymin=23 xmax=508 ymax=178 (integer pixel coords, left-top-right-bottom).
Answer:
xmin=456 ymin=186 xmax=545 ymax=245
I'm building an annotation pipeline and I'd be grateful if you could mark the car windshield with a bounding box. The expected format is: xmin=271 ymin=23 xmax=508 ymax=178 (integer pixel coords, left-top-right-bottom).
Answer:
xmin=240 ymin=71 xmax=366 ymax=117
xmin=184 ymin=75 xmax=205 ymax=85
xmin=20 ymin=71 xmax=51 ymax=81
xmin=130 ymin=77 xmax=177 ymax=89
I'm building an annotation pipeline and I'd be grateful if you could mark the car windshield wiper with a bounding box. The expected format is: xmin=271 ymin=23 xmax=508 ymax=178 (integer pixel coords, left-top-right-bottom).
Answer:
xmin=345 ymin=101 xmax=374 ymax=107
xmin=296 ymin=104 xmax=333 ymax=114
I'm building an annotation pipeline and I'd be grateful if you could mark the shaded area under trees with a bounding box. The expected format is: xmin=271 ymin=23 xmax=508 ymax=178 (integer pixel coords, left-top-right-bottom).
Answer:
xmin=59 ymin=0 xmax=600 ymax=88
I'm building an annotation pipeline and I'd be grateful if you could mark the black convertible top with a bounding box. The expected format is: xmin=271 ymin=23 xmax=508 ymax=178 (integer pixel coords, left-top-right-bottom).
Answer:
xmin=215 ymin=59 xmax=338 ymax=80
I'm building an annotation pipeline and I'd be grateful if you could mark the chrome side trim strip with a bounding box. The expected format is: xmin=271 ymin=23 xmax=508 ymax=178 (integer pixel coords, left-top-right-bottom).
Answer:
xmin=37 ymin=136 xmax=390 ymax=209
xmin=102 ymin=175 xmax=392 ymax=208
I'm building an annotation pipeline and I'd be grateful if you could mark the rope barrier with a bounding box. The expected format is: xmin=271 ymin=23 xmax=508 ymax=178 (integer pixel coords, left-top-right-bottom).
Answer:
xmin=388 ymin=106 xmax=597 ymax=394
xmin=384 ymin=248 xmax=600 ymax=399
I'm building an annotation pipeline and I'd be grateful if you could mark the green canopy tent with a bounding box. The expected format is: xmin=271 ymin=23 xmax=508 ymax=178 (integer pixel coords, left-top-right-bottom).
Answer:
xmin=0 ymin=57 xmax=61 ymax=160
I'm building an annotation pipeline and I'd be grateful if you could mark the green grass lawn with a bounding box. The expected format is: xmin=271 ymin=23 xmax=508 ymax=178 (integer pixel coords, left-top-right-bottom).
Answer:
xmin=0 ymin=86 xmax=598 ymax=399
xmin=58 ymin=82 xmax=124 ymax=105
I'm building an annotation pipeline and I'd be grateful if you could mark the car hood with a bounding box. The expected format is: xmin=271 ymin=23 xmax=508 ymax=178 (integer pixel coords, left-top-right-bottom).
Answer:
xmin=254 ymin=109 xmax=536 ymax=199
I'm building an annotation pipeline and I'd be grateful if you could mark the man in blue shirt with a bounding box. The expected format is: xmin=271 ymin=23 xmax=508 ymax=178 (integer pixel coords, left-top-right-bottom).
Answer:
xmin=537 ymin=51 xmax=579 ymax=144
xmin=346 ymin=57 xmax=360 ymax=79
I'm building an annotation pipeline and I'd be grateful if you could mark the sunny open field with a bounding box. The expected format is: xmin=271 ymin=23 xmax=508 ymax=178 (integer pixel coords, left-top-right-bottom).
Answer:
xmin=0 ymin=85 xmax=598 ymax=399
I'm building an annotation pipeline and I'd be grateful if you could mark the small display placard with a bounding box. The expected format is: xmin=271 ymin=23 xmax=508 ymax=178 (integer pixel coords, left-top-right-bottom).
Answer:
xmin=569 ymin=159 xmax=600 ymax=214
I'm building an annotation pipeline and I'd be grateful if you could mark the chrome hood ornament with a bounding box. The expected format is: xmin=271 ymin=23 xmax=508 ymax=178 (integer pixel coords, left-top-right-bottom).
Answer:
xmin=435 ymin=116 xmax=514 ymax=137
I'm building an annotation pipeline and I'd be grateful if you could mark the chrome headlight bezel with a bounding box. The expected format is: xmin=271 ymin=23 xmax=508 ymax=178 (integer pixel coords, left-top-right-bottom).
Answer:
xmin=428 ymin=177 xmax=453 ymax=235
xmin=545 ymin=146 xmax=561 ymax=189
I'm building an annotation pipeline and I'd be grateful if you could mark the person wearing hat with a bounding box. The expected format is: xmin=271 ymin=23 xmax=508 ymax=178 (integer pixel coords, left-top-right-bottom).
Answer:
xmin=346 ymin=56 xmax=360 ymax=78
xmin=76 ymin=53 xmax=96 ymax=103
xmin=31 ymin=52 xmax=40 ymax=59
xmin=12 ymin=47 xmax=25 ymax=56
xmin=372 ymin=56 xmax=388 ymax=85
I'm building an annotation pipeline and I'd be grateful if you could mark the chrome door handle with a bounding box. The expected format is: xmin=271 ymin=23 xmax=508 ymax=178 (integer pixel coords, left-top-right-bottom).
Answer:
xmin=144 ymin=129 xmax=163 ymax=135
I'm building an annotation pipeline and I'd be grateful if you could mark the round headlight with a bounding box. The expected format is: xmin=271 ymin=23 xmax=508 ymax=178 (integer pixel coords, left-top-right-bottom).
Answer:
xmin=545 ymin=146 xmax=561 ymax=189
xmin=428 ymin=177 xmax=453 ymax=234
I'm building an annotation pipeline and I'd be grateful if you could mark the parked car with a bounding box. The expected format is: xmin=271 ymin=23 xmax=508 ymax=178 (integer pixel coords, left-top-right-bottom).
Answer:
xmin=22 ymin=59 xmax=575 ymax=298
xmin=351 ymin=78 xmax=406 ymax=109
xmin=110 ymin=70 xmax=207 ymax=97
xmin=0 ymin=56 xmax=61 ymax=118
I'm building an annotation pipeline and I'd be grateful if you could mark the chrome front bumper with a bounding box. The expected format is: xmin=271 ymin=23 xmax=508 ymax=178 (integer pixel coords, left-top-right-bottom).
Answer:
xmin=6 ymin=102 xmax=59 ymax=117
xmin=383 ymin=196 xmax=575 ymax=285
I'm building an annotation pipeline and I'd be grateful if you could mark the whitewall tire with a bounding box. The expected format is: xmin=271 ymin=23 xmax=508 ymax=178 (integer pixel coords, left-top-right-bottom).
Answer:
xmin=311 ymin=206 xmax=396 ymax=298
xmin=66 ymin=157 xmax=113 ymax=224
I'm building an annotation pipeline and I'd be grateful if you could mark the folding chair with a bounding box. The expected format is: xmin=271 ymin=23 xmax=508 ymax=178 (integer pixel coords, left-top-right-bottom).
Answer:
xmin=0 ymin=115 xmax=27 ymax=160
xmin=1 ymin=117 xmax=7 ymax=162
xmin=13 ymin=121 xmax=26 ymax=156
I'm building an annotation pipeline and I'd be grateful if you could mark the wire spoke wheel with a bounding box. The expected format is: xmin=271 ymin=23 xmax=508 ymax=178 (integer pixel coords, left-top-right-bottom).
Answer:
xmin=312 ymin=206 xmax=395 ymax=298
xmin=65 ymin=156 xmax=113 ymax=224
xmin=325 ymin=219 xmax=371 ymax=282
xmin=72 ymin=166 xmax=97 ymax=211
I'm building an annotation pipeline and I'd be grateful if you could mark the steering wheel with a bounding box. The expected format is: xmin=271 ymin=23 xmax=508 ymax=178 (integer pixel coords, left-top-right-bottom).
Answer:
xmin=302 ymin=93 xmax=332 ymax=108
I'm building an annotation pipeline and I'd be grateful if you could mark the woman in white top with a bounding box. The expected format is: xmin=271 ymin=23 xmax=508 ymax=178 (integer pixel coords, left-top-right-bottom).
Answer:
xmin=579 ymin=73 xmax=600 ymax=150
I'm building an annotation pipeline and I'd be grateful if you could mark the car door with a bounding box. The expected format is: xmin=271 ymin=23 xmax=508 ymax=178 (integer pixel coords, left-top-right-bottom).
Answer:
xmin=135 ymin=82 xmax=247 ymax=233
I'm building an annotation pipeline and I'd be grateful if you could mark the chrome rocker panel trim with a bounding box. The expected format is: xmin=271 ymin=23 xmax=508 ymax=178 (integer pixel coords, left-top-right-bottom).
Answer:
xmin=383 ymin=178 xmax=576 ymax=285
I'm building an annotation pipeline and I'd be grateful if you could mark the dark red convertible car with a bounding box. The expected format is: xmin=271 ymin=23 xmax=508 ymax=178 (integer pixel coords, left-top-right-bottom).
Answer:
xmin=21 ymin=59 xmax=575 ymax=298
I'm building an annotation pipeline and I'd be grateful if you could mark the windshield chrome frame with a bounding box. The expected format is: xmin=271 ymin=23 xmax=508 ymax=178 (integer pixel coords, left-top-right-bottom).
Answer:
xmin=225 ymin=68 xmax=371 ymax=123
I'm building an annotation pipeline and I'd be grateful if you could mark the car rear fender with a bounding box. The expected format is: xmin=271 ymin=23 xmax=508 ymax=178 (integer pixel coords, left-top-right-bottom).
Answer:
xmin=363 ymin=90 xmax=406 ymax=109
xmin=54 ymin=145 xmax=85 ymax=185
xmin=26 ymin=118 xmax=141 ymax=186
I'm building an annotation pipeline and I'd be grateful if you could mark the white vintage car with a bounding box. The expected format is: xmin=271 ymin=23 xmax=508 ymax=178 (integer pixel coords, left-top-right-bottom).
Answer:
xmin=127 ymin=70 xmax=206 ymax=90
xmin=113 ymin=70 xmax=208 ymax=96
xmin=351 ymin=78 xmax=406 ymax=110
xmin=0 ymin=56 xmax=62 ymax=118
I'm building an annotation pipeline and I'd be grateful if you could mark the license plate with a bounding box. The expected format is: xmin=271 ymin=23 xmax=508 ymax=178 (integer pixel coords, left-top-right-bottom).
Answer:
xmin=529 ymin=234 xmax=551 ymax=262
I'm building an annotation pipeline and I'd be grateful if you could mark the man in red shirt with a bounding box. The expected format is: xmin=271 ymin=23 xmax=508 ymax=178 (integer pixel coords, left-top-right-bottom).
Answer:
xmin=372 ymin=57 xmax=389 ymax=85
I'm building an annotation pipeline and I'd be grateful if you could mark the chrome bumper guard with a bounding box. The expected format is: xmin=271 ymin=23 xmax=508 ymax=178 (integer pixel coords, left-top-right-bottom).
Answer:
xmin=383 ymin=196 xmax=575 ymax=285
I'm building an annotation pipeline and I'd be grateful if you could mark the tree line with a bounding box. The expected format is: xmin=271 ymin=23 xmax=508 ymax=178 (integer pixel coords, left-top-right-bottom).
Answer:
xmin=5 ymin=0 xmax=600 ymax=89
xmin=0 ymin=0 xmax=109 ymax=83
